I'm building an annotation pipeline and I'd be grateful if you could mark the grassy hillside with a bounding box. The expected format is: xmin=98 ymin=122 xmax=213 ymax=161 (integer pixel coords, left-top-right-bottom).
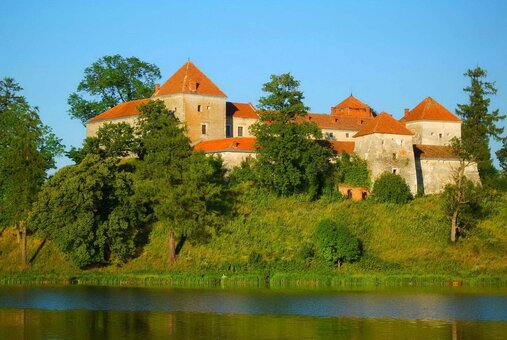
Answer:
xmin=1 ymin=190 xmax=507 ymax=286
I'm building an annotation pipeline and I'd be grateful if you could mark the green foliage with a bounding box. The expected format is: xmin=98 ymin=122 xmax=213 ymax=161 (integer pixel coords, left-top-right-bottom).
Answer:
xmin=134 ymin=100 xmax=227 ymax=255
xmin=68 ymin=55 xmax=160 ymax=123
xmin=456 ymin=67 xmax=505 ymax=179
xmin=336 ymin=153 xmax=370 ymax=187
xmin=30 ymin=155 xmax=147 ymax=267
xmin=372 ymin=172 xmax=411 ymax=204
xmin=68 ymin=122 xmax=135 ymax=164
xmin=251 ymin=73 xmax=334 ymax=199
xmin=0 ymin=77 xmax=64 ymax=229
xmin=312 ymin=219 xmax=361 ymax=266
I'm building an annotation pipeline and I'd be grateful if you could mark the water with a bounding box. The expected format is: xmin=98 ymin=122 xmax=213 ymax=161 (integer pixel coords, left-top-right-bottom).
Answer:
xmin=1 ymin=285 xmax=507 ymax=339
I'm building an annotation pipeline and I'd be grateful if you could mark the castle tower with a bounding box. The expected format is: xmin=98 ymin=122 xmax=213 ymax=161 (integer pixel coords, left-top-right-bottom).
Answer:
xmin=153 ymin=61 xmax=227 ymax=144
xmin=402 ymin=97 xmax=461 ymax=146
xmin=353 ymin=112 xmax=417 ymax=194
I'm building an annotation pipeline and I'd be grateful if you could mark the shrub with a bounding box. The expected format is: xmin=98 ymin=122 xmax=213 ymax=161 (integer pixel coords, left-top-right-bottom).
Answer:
xmin=312 ymin=219 xmax=361 ymax=267
xmin=372 ymin=172 xmax=411 ymax=204
xmin=337 ymin=153 xmax=370 ymax=187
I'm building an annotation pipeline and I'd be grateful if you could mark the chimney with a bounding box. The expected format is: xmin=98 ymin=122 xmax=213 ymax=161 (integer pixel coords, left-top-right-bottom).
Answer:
xmin=154 ymin=83 xmax=160 ymax=93
xmin=404 ymin=108 xmax=409 ymax=116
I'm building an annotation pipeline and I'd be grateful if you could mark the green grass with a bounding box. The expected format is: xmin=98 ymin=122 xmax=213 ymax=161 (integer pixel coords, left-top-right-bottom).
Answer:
xmin=1 ymin=190 xmax=507 ymax=288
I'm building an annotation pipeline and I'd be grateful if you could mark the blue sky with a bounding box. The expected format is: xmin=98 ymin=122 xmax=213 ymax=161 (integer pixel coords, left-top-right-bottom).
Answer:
xmin=1 ymin=0 xmax=506 ymax=168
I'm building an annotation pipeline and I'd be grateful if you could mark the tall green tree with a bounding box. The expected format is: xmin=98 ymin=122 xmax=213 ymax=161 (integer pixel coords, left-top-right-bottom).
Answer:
xmin=68 ymin=55 xmax=160 ymax=123
xmin=135 ymin=100 xmax=226 ymax=264
xmin=250 ymin=73 xmax=334 ymax=199
xmin=0 ymin=77 xmax=64 ymax=266
xmin=456 ymin=67 xmax=505 ymax=179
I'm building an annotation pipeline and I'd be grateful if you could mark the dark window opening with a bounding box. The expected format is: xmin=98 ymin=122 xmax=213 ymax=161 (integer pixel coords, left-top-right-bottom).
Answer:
xmin=226 ymin=125 xmax=232 ymax=137
xmin=392 ymin=153 xmax=397 ymax=160
xmin=195 ymin=82 xmax=200 ymax=90
xmin=238 ymin=126 xmax=244 ymax=137
xmin=362 ymin=192 xmax=367 ymax=200
xmin=347 ymin=189 xmax=352 ymax=200
xmin=201 ymin=124 xmax=207 ymax=135
xmin=197 ymin=105 xmax=202 ymax=112
xmin=392 ymin=168 xmax=397 ymax=175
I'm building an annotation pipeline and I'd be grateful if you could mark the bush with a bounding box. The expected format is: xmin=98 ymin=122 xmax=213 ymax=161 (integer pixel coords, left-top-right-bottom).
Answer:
xmin=312 ymin=219 xmax=361 ymax=267
xmin=337 ymin=153 xmax=370 ymax=187
xmin=372 ymin=172 xmax=411 ymax=204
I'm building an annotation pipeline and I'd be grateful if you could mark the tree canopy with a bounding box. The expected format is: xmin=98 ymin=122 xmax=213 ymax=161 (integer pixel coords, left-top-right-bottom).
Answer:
xmin=372 ymin=172 xmax=411 ymax=204
xmin=250 ymin=73 xmax=334 ymax=199
xmin=313 ymin=219 xmax=361 ymax=267
xmin=30 ymin=155 xmax=147 ymax=267
xmin=68 ymin=55 xmax=160 ymax=123
xmin=456 ymin=67 xmax=505 ymax=179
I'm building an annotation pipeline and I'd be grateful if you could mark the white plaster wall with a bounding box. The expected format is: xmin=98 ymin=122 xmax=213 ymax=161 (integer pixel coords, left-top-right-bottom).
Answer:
xmin=232 ymin=117 xmax=257 ymax=137
xmin=354 ymin=133 xmax=417 ymax=193
xmin=321 ymin=128 xmax=357 ymax=141
xmin=405 ymin=121 xmax=461 ymax=145
xmin=210 ymin=151 xmax=256 ymax=169
xmin=86 ymin=116 xmax=138 ymax=138
xmin=419 ymin=159 xmax=481 ymax=194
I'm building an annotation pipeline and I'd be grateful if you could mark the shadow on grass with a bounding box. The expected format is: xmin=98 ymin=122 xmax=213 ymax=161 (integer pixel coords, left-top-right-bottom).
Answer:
xmin=29 ymin=238 xmax=47 ymax=265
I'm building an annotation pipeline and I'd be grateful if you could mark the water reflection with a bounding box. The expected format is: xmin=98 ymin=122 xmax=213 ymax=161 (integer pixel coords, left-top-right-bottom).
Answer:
xmin=1 ymin=309 xmax=507 ymax=340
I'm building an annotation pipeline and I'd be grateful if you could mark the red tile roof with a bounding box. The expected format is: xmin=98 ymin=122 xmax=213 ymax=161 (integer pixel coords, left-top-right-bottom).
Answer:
xmin=155 ymin=61 xmax=226 ymax=97
xmin=304 ymin=113 xmax=372 ymax=131
xmin=331 ymin=95 xmax=374 ymax=118
xmin=194 ymin=137 xmax=257 ymax=153
xmin=88 ymin=98 xmax=149 ymax=122
xmin=318 ymin=140 xmax=356 ymax=154
xmin=404 ymin=97 xmax=460 ymax=122
xmin=414 ymin=144 xmax=459 ymax=159
xmin=354 ymin=112 xmax=414 ymax=137
xmin=226 ymin=102 xmax=258 ymax=119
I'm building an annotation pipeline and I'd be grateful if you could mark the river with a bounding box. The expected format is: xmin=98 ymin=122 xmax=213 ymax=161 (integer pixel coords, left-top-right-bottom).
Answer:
xmin=1 ymin=285 xmax=507 ymax=339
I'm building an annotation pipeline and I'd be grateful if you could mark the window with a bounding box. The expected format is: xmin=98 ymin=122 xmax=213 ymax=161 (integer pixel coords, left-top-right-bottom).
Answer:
xmin=197 ymin=105 xmax=202 ymax=112
xmin=226 ymin=125 xmax=232 ymax=137
xmin=238 ymin=126 xmax=244 ymax=137
xmin=201 ymin=124 xmax=207 ymax=135
xmin=439 ymin=133 xmax=443 ymax=139
xmin=195 ymin=82 xmax=200 ymax=90
xmin=326 ymin=132 xmax=334 ymax=140
xmin=392 ymin=153 xmax=397 ymax=160
xmin=347 ymin=189 xmax=352 ymax=200
xmin=392 ymin=168 xmax=398 ymax=175
xmin=345 ymin=133 xmax=349 ymax=138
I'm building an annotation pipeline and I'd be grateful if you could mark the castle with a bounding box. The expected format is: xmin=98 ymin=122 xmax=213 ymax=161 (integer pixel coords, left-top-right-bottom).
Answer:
xmin=86 ymin=61 xmax=480 ymax=195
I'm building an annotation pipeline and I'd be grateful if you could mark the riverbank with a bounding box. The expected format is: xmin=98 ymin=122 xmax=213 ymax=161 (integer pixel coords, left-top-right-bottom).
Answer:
xmin=1 ymin=191 xmax=506 ymax=288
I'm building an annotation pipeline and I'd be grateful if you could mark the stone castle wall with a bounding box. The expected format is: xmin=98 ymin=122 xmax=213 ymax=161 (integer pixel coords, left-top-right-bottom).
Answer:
xmin=405 ymin=121 xmax=461 ymax=145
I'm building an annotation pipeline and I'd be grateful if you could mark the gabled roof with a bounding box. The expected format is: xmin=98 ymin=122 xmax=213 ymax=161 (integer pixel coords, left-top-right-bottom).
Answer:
xmin=88 ymin=98 xmax=149 ymax=122
xmin=226 ymin=102 xmax=258 ymax=119
xmin=404 ymin=97 xmax=460 ymax=122
xmin=305 ymin=113 xmax=372 ymax=131
xmin=334 ymin=95 xmax=370 ymax=110
xmin=354 ymin=112 xmax=414 ymax=137
xmin=194 ymin=137 xmax=257 ymax=153
xmin=155 ymin=61 xmax=226 ymax=97
xmin=414 ymin=144 xmax=459 ymax=159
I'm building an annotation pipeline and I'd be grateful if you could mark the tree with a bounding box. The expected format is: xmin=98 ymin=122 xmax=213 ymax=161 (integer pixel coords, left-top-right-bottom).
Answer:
xmin=496 ymin=138 xmax=507 ymax=173
xmin=67 ymin=122 xmax=135 ymax=164
xmin=134 ymin=100 xmax=226 ymax=264
xmin=372 ymin=172 xmax=411 ymax=204
xmin=312 ymin=219 xmax=361 ymax=267
xmin=30 ymin=155 xmax=147 ymax=267
xmin=443 ymin=139 xmax=482 ymax=242
xmin=250 ymin=73 xmax=334 ymax=199
xmin=456 ymin=67 xmax=505 ymax=179
xmin=0 ymin=77 xmax=64 ymax=266
xmin=68 ymin=55 xmax=160 ymax=123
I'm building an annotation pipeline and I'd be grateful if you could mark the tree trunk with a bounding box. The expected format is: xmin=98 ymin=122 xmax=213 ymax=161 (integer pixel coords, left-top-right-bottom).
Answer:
xmin=450 ymin=210 xmax=459 ymax=242
xmin=21 ymin=222 xmax=27 ymax=267
xmin=168 ymin=227 xmax=176 ymax=265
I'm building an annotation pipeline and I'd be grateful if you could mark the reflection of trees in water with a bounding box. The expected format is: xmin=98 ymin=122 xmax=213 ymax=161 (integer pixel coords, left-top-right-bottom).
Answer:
xmin=1 ymin=310 xmax=507 ymax=339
